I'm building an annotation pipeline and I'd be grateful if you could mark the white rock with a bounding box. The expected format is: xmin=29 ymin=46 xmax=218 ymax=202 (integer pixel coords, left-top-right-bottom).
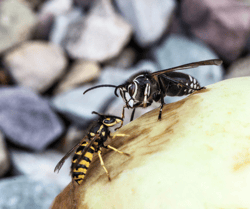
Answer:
xmin=39 ymin=0 xmax=73 ymax=17
xmin=226 ymin=55 xmax=250 ymax=79
xmin=52 ymin=77 xmax=250 ymax=209
xmin=0 ymin=0 xmax=37 ymax=54
xmin=54 ymin=60 xmax=100 ymax=94
xmin=115 ymin=0 xmax=176 ymax=47
xmin=65 ymin=1 xmax=132 ymax=61
xmin=10 ymin=149 xmax=71 ymax=189
xmin=50 ymin=7 xmax=83 ymax=45
xmin=4 ymin=41 xmax=68 ymax=93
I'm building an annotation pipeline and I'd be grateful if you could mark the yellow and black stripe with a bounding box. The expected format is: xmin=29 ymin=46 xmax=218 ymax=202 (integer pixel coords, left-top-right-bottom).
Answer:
xmin=71 ymin=141 xmax=95 ymax=185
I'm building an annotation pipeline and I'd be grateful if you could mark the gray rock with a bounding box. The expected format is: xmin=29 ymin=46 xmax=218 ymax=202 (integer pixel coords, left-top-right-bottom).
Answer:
xmin=0 ymin=176 xmax=61 ymax=209
xmin=226 ymin=55 xmax=250 ymax=79
xmin=104 ymin=47 xmax=137 ymax=69
xmin=246 ymin=35 xmax=250 ymax=53
xmin=19 ymin=0 xmax=44 ymax=9
xmin=36 ymin=0 xmax=74 ymax=40
xmin=51 ymin=60 xmax=158 ymax=125
xmin=115 ymin=0 xmax=176 ymax=47
xmin=65 ymin=0 xmax=132 ymax=61
xmin=181 ymin=0 xmax=250 ymax=62
xmin=153 ymin=34 xmax=224 ymax=103
xmin=0 ymin=131 xmax=10 ymax=177
xmin=0 ymin=87 xmax=64 ymax=151
xmin=50 ymin=7 xmax=83 ymax=45
xmin=4 ymin=41 xmax=68 ymax=93
xmin=0 ymin=0 xmax=37 ymax=54
xmin=10 ymin=149 xmax=71 ymax=188
xmin=39 ymin=0 xmax=73 ymax=17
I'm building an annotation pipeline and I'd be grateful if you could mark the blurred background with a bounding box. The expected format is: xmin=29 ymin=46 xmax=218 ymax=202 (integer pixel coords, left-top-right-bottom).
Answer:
xmin=0 ymin=0 xmax=250 ymax=208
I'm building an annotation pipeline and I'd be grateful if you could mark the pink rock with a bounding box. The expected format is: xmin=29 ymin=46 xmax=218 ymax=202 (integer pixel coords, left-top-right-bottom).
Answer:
xmin=181 ymin=0 xmax=250 ymax=62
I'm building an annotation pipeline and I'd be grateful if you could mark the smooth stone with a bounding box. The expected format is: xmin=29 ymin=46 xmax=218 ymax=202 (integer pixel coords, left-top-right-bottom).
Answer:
xmin=0 ymin=0 xmax=37 ymax=54
xmin=181 ymin=0 xmax=250 ymax=62
xmin=0 ymin=176 xmax=61 ymax=209
xmin=18 ymin=0 xmax=44 ymax=9
xmin=115 ymin=0 xmax=176 ymax=47
xmin=4 ymin=41 xmax=68 ymax=93
xmin=65 ymin=1 xmax=132 ymax=61
xmin=0 ymin=87 xmax=64 ymax=151
xmin=52 ymin=77 xmax=250 ymax=209
xmin=51 ymin=60 xmax=158 ymax=125
xmin=104 ymin=47 xmax=137 ymax=69
xmin=153 ymin=34 xmax=224 ymax=103
xmin=74 ymin=0 xmax=94 ymax=9
xmin=36 ymin=0 xmax=75 ymax=40
xmin=39 ymin=0 xmax=73 ymax=17
xmin=49 ymin=7 xmax=83 ymax=45
xmin=0 ymin=131 xmax=10 ymax=177
xmin=10 ymin=149 xmax=71 ymax=188
xmin=246 ymin=35 xmax=250 ymax=53
xmin=53 ymin=60 xmax=100 ymax=95
xmin=226 ymin=55 xmax=250 ymax=79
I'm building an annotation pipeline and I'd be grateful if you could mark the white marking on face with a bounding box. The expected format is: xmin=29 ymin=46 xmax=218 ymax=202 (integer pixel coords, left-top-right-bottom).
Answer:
xmin=128 ymin=99 xmax=134 ymax=107
xmin=145 ymin=83 xmax=150 ymax=96
xmin=190 ymin=83 xmax=193 ymax=88
xmin=125 ymin=92 xmax=131 ymax=102
xmin=189 ymin=75 xmax=193 ymax=82
xmin=133 ymin=82 xmax=138 ymax=98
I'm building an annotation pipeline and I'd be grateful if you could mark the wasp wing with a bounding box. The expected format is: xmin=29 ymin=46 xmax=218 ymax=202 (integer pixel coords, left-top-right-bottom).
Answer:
xmin=152 ymin=59 xmax=222 ymax=76
xmin=70 ymin=134 xmax=99 ymax=173
xmin=54 ymin=136 xmax=89 ymax=173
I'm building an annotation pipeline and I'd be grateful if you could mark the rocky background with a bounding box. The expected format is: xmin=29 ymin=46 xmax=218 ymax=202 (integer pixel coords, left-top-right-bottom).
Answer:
xmin=0 ymin=0 xmax=250 ymax=208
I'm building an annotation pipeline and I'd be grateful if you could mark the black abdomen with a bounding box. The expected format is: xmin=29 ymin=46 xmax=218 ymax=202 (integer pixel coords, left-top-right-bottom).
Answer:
xmin=162 ymin=72 xmax=202 ymax=96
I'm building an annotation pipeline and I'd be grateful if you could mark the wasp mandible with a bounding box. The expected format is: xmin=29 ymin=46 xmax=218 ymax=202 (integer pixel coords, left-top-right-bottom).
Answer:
xmin=54 ymin=112 xmax=129 ymax=185
xmin=83 ymin=59 xmax=223 ymax=128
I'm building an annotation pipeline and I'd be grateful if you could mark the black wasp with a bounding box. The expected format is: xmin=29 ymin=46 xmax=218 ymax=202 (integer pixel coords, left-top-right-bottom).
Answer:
xmin=54 ymin=112 xmax=129 ymax=185
xmin=84 ymin=59 xmax=223 ymax=128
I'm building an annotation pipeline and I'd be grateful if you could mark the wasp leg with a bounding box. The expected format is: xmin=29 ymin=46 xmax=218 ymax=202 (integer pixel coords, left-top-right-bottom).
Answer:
xmin=115 ymin=105 xmax=127 ymax=130
xmin=158 ymin=76 xmax=170 ymax=120
xmin=130 ymin=108 xmax=136 ymax=121
xmin=158 ymin=94 xmax=165 ymax=120
xmin=198 ymin=86 xmax=206 ymax=90
xmin=98 ymin=149 xmax=111 ymax=181
xmin=107 ymin=145 xmax=130 ymax=157
xmin=111 ymin=133 xmax=130 ymax=139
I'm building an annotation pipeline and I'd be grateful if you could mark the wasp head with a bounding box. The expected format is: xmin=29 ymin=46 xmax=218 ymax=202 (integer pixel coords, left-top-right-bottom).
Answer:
xmin=117 ymin=72 xmax=159 ymax=108
xmin=92 ymin=112 xmax=123 ymax=127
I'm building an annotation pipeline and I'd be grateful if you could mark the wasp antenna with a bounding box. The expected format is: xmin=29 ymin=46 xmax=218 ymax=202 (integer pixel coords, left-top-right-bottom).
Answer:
xmin=114 ymin=86 xmax=120 ymax=97
xmin=213 ymin=59 xmax=223 ymax=65
xmin=83 ymin=85 xmax=117 ymax=95
xmin=92 ymin=111 xmax=102 ymax=116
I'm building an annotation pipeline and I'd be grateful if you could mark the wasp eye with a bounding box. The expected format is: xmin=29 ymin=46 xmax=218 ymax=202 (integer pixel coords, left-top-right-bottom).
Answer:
xmin=103 ymin=118 xmax=115 ymax=124
xmin=128 ymin=84 xmax=136 ymax=96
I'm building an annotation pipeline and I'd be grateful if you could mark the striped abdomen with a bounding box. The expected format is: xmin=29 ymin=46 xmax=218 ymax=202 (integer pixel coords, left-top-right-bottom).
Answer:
xmin=71 ymin=141 xmax=95 ymax=185
xmin=164 ymin=72 xmax=202 ymax=96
